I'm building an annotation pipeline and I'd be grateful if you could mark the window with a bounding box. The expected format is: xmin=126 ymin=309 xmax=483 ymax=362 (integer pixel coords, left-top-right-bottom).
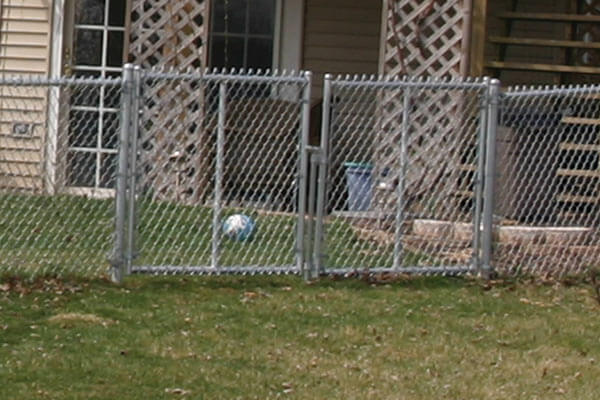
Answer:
xmin=209 ymin=0 xmax=277 ymax=70
xmin=67 ymin=0 xmax=127 ymax=189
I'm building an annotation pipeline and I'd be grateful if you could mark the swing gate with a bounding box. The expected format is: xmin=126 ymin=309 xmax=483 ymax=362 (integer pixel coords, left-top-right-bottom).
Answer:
xmin=111 ymin=65 xmax=499 ymax=281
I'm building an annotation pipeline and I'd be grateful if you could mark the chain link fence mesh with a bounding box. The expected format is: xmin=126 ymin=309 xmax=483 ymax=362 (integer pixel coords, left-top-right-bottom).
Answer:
xmin=3 ymin=70 xmax=600 ymax=280
xmin=316 ymin=76 xmax=488 ymax=275
xmin=496 ymin=84 xmax=600 ymax=278
xmin=0 ymin=76 xmax=122 ymax=277
xmin=131 ymin=70 xmax=310 ymax=274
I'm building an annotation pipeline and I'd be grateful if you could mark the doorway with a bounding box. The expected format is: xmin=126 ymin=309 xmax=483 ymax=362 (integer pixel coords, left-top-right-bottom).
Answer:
xmin=62 ymin=0 xmax=129 ymax=192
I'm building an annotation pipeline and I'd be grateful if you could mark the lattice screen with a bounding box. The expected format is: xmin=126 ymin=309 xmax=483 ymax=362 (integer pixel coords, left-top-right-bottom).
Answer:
xmin=129 ymin=0 xmax=209 ymax=69
xmin=382 ymin=0 xmax=467 ymax=78
xmin=376 ymin=0 xmax=474 ymax=218
xmin=129 ymin=0 xmax=211 ymax=203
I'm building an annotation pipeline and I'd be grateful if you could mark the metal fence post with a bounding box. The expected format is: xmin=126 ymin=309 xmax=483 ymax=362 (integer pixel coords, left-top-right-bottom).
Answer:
xmin=481 ymin=78 xmax=500 ymax=279
xmin=306 ymin=149 xmax=318 ymax=277
xmin=393 ymin=87 xmax=410 ymax=270
xmin=212 ymin=80 xmax=226 ymax=269
xmin=126 ymin=65 xmax=141 ymax=275
xmin=297 ymin=72 xmax=312 ymax=280
xmin=111 ymin=63 xmax=134 ymax=283
xmin=313 ymin=74 xmax=332 ymax=278
xmin=472 ymin=77 xmax=490 ymax=272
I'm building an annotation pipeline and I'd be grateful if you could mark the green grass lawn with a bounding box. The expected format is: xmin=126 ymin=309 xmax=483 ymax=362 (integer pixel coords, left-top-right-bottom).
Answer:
xmin=0 ymin=193 xmax=429 ymax=277
xmin=1 ymin=275 xmax=599 ymax=399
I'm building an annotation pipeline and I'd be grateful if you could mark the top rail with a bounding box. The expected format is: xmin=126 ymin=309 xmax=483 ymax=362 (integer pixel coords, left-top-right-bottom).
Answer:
xmin=0 ymin=75 xmax=121 ymax=87
xmin=142 ymin=69 xmax=311 ymax=84
xmin=330 ymin=76 xmax=489 ymax=90
xmin=504 ymin=85 xmax=600 ymax=98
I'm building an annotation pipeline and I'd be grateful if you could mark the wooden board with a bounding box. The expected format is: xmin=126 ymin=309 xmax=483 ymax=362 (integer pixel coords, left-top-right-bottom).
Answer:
xmin=560 ymin=117 xmax=600 ymax=125
xmin=488 ymin=36 xmax=600 ymax=49
xmin=556 ymin=168 xmax=600 ymax=178
xmin=559 ymin=143 xmax=600 ymax=152
xmin=485 ymin=61 xmax=600 ymax=74
xmin=496 ymin=12 xmax=600 ymax=23
xmin=556 ymin=194 xmax=598 ymax=203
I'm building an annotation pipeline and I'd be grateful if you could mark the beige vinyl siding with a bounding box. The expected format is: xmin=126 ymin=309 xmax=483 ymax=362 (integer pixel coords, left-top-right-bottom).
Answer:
xmin=302 ymin=0 xmax=382 ymax=99
xmin=302 ymin=0 xmax=382 ymax=178
xmin=0 ymin=0 xmax=52 ymax=191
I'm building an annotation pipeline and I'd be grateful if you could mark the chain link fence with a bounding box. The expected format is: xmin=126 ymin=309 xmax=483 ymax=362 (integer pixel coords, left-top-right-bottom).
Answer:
xmin=126 ymin=69 xmax=312 ymax=276
xmin=311 ymin=76 xmax=491 ymax=276
xmin=496 ymin=85 xmax=600 ymax=277
xmin=2 ymin=68 xmax=600 ymax=281
xmin=0 ymin=76 xmax=122 ymax=277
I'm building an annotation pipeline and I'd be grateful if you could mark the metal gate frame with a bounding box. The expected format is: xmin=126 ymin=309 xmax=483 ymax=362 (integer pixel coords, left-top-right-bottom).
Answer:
xmin=111 ymin=65 xmax=501 ymax=282
xmin=111 ymin=65 xmax=314 ymax=282
xmin=306 ymin=75 xmax=501 ymax=280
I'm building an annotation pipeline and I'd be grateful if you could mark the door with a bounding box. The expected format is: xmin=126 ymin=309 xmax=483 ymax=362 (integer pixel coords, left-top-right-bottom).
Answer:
xmin=62 ymin=0 xmax=129 ymax=193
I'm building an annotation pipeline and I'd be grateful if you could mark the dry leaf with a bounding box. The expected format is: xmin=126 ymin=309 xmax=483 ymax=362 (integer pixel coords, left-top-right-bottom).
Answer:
xmin=165 ymin=388 xmax=190 ymax=395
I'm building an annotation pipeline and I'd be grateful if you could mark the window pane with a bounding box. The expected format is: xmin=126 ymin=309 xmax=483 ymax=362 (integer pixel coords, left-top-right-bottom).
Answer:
xmin=69 ymin=110 xmax=99 ymax=147
xmin=67 ymin=151 xmax=96 ymax=187
xmin=75 ymin=0 xmax=105 ymax=25
xmin=224 ymin=0 xmax=247 ymax=34
xmin=108 ymin=0 xmax=126 ymax=26
xmin=74 ymin=29 xmax=103 ymax=66
xmin=102 ymin=112 xmax=119 ymax=149
xmin=100 ymin=153 xmax=117 ymax=188
xmin=212 ymin=0 xmax=225 ymax=32
xmin=249 ymin=0 xmax=274 ymax=35
xmin=211 ymin=36 xmax=244 ymax=69
xmin=105 ymin=72 xmax=122 ymax=108
xmin=107 ymin=31 xmax=124 ymax=67
xmin=210 ymin=35 xmax=225 ymax=67
xmin=247 ymin=38 xmax=273 ymax=70
xmin=71 ymin=71 xmax=101 ymax=106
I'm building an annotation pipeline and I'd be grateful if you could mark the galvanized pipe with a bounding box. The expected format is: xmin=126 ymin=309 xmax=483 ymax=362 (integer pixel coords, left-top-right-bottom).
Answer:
xmin=481 ymin=79 xmax=501 ymax=279
xmin=0 ymin=76 xmax=121 ymax=86
xmin=393 ymin=88 xmax=410 ymax=270
xmin=325 ymin=79 xmax=488 ymax=90
xmin=313 ymin=74 xmax=332 ymax=277
xmin=306 ymin=150 xmax=319 ymax=277
xmin=296 ymin=72 xmax=312 ymax=279
xmin=472 ymin=77 xmax=490 ymax=272
xmin=112 ymin=64 xmax=134 ymax=283
xmin=126 ymin=65 xmax=142 ymax=275
xmin=143 ymin=70 xmax=309 ymax=84
xmin=505 ymin=85 xmax=600 ymax=97
xmin=212 ymin=81 xmax=226 ymax=269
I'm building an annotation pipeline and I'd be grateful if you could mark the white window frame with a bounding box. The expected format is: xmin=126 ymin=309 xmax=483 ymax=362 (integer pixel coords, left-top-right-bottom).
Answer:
xmin=278 ymin=0 xmax=304 ymax=73
xmin=50 ymin=0 xmax=129 ymax=198
xmin=208 ymin=0 xmax=283 ymax=71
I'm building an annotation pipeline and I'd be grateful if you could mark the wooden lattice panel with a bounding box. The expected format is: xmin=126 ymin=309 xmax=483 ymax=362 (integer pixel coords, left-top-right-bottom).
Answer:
xmin=129 ymin=0 xmax=209 ymax=69
xmin=375 ymin=86 xmax=477 ymax=220
xmin=129 ymin=1 xmax=211 ymax=203
xmin=383 ymin=0 xmax=467 ymax=78
xmin=375 ymin=0 xmax=474 ymax=219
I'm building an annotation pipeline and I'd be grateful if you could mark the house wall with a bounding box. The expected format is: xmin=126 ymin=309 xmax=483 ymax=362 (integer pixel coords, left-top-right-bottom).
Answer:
xmin=302 ymin=0 xmax=382 ymax=99
xmin=278 ymin=0 xmax=303 ymax=72
xmin=0 ymin=0 xmax=52 ymax=191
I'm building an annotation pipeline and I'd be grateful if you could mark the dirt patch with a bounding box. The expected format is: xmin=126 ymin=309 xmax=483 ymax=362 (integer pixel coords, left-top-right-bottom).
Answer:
xmin=48 ymin=313 xmax=113 ymax=327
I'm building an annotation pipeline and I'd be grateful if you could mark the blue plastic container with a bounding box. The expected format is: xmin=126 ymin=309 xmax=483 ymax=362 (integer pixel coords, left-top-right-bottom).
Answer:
xmin=343 ymin=162 xmax=373 ymax=211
